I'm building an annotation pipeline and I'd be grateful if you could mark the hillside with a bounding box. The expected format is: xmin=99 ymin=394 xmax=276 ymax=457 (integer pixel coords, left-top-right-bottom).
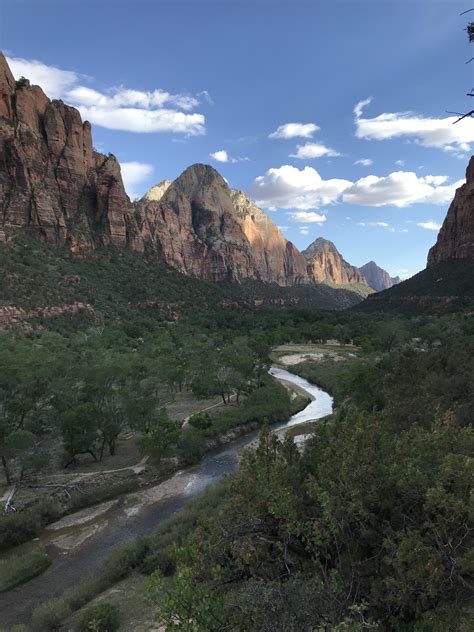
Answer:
xmin=0 ymin=234 xmax=363 ymax=331
xmin=358 ymin=258 xmax=474 ymax=313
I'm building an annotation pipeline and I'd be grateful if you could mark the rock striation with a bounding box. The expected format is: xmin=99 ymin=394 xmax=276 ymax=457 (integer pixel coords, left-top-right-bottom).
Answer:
xmin=427 ymin=156 xmax=474 ymax=266
xmin=360 ymin=260 xmax=396 ymax=292
xmin=135 ymin=166 xmax=309 ymax=284
xmin=302 ymin=238 xmax=368 ymax=286
xmin=0 ymin=53 xmax=136 ymax=250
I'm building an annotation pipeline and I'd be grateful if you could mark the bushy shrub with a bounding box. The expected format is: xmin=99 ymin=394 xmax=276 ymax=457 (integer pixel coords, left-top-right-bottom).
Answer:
xmin=188 ymin=412 xmax=212 ymax=429
xmin=100 ymin=538 xmax=149 ymax=584
xmin=31 ymin=596 xmax=71 ymax=630
xmin=0 ymin=545 xmax=51 ymax=591
xmin=78 ymin=602 xmax=119 ymax=632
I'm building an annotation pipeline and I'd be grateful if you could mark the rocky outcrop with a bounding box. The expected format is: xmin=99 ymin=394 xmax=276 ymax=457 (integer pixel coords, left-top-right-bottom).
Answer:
xmin=427 ymin=157 xmax=474 ymax=266
xmin=391 ymin=276 xmax=401 ymax=286
xmin=0 ymin=53 xmax=136 ymax=250
xmin=135 ymin=166 xmax=309 ymax=284
xmin=302 ymin=238 xmax=367 ymax=286
xmin=229 ymin=189 xmax=308 ymax=284
xmin=360 ymin=261 xmax=395 ymax=292
xmin=143 ymin=180 xmax=172 ymax=202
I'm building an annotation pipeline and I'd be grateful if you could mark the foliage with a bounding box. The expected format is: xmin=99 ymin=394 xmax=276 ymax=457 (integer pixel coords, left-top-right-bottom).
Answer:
xmin=144 ymin=313 xmax=474 ymax=631
xmin=0 ymin=545 xmax=51 ymax=591
xmin=78 ymin=602 xmax=119 ymax=632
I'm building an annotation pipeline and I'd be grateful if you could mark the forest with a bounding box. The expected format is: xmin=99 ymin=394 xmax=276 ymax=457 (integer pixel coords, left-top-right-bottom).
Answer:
xmin=0 ymin=237 xmax=473 ymax=631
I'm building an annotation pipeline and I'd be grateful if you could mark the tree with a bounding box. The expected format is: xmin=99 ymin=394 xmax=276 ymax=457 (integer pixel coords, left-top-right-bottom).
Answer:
xmin=139 ymin=412 xmax=181 ymax=462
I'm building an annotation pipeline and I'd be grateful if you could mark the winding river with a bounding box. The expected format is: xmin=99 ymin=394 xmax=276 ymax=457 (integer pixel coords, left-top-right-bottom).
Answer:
xmin=0 ymin=368 xmax=332 ymax=628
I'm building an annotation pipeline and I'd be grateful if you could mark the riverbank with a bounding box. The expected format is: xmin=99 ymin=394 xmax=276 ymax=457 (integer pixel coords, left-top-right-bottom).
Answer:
xmin=0 ymin=368 xmax=331 ymax=630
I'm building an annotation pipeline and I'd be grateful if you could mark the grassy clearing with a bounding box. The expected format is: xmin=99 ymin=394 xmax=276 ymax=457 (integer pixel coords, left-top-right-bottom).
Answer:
xmin=0 ymin=545 xmax=51 ymax=591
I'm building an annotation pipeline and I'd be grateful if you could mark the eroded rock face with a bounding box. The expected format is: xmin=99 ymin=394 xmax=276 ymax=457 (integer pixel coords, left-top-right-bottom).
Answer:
xmin=229 ymin=189 xmax=309 ymax=284
xmin=0 ymin=52 xmax=135 ymax=249
xmin=136 ymin=167 xmax=310 ymax=284
xmin=360 ymin=260 xmax=394 ymax=292
xmin=142 ymin=180 xmax=172 ymax=202
xmin=302 ymin=238 xmax=367 ymax=286
xmin=427 ymin=157 xmax=474 ymax=266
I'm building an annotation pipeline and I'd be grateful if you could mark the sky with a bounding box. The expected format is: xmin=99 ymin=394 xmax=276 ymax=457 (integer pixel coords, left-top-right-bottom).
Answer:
xmin=2 ymin=0 xmax=474 ymax=278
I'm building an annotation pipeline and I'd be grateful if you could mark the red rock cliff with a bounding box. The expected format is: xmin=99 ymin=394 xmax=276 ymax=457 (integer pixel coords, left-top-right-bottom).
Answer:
xmin=302 ymin=238 xmax=367 ymax=286
xmin=427 ymin=156 xmax=474 ymax=266
xmin=0 ymin=53 xmax=136 ymax=249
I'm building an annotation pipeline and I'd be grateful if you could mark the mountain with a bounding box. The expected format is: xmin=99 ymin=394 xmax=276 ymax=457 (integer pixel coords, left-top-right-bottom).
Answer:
xmin=360 ymin=261 xmax=397 ymax=292
xmin=360 ymin=156 xmax=474 ymax=313
xmin=391 ymin=276 xmax=401 ymax=286
xmin=302 ymin=238 xmax=368 ymax=286
xmin=0 ymin=52 xmax=314 ymax=287
xmin=428 ymin=156 xmax=474 ymax=265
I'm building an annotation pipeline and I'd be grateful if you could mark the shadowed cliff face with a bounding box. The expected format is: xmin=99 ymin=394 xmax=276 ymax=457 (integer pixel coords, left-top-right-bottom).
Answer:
xmin=134 ymin=168 xmax=310 ymax=284
xmin=428 ymin=156 xmax=474 ymax=266
xmin=302 ymin=238 xmax=367 ymax=286
xmin=360 ymin=260 xmax=396 ymax=292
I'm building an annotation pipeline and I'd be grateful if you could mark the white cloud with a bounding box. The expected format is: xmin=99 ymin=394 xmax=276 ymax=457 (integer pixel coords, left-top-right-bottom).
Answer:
xmin=7 ymin=55 xmax=206 ymax=136
xmin=209 ymin=150 xmax=249 ymax=164
xmin=354 ymin=97 xmax=373 ymax=119
xmin=417 ymin=221 xmax=442 ymax=231
xmin=269 ymin=123 xmax=319 ymax=139
xmin=7 ymin=55 xmax=78 ymax=99
xmin=66 ymin=85 xmax=199 ymax=111
xmin=277 ymin=225 xmax=289 ymax=232
xmin=250 ymin=165 xmax=351 ymax=211
xmin=300 ymin=227 xmax=310 ymax=235
xmin=343 ymin=172 xmax=463 ymax=207
xmin=355 ymin=158 xmax=373 ymax=166
xmin=395 ymin=160 xmax=405 ymax=166
xmin=290 ymin=142 xmax=340 ymax=159
xmin=290 ymin=211 xmax=327 ymax=223
xmin=121 ymin=161 xmax=154 ymax=199
xmin=210 ymin=150 xmax=229 ymax=163
xmin=198 ymin=90 xmax=214 ymax=106
xmin=251 ymin=164 xmax=460 ymax=212
xmin=357 ymin=221 xmax=395 ymax=232
xmin=78 ymin=106 xmax=204 ymax=135
xmin=354 ymin=97 xmax=474 ymax=153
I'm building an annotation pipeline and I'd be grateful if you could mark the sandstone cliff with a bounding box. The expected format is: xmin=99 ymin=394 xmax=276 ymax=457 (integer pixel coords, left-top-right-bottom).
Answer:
xmin=0 ymin=53 xmax=136 ymax=250
xmin=360 ymin=260 xmax=396 ymax=292
xmin=135 ymin=166 xmax=309 ymax=284
xmin=427 ymin=156 xmax=474 ymax=266
xmin=302 ymin=238 xmax=367 ymax=286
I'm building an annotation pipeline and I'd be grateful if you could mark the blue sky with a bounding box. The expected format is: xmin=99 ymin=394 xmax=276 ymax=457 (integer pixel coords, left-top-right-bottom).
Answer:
xmin=2 ymin=0 xmax=474 ymax=277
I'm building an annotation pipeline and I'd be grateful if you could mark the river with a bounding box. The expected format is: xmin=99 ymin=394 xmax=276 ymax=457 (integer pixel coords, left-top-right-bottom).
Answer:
xmin=0 ymin=368 xmax=332 ymax=628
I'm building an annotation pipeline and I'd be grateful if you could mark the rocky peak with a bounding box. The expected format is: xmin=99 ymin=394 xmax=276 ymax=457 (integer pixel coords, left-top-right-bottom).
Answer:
xmin=143 ymin=180 xmax=172 ymax=202
xmin=360 ymin=261 xmax=394 ymax=292
xmin=427 ymin=156 xmax=474 ymax=266
xmin=302 ymin=237 xmax=367 ymax=287
xmin=302 ymin=237 xmax=339 ymax=258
